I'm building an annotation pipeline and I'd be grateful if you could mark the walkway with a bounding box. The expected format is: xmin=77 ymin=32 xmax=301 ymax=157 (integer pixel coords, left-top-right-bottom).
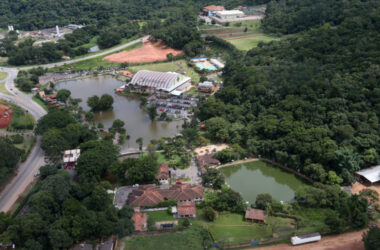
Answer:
xmin=212 ymin=158 xmax=259 ymax=169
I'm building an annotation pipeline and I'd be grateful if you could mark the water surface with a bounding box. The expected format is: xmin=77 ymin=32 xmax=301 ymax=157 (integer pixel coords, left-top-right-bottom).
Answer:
xmin=222 ymin=161 xmax=307 ymax=203
xmin=56 ymin=75 xmax=182 ymax=148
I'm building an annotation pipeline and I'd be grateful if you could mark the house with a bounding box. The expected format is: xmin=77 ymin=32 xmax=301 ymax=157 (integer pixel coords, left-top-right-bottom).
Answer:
xmin=215 ymin=10 xmax=244 ymax=20
xmin=62 ymin=149 xmax=81 ymax=169
xmin=197 ymin=155 xmax=220 ymax=172
xmin=127 ymin=70 xmax=191 ymax=94
xmin=355 ymin=165 xmax=380 ymax=184
xmin=119 ymin=70 xmax=134 ymax=78
xmin=39 ymin=91 xmax=46 ymax=100
xmin=127 ymin=184 xmax=203 ymax=207
xmin=156 ymin=163 xmax=170 ymax=184
xmin=198 ymin=81 xmax=214 ymax=93
xmin=245 ymin=207 xmax=266 ymax=223
xmin=131 ymin=208 xmax=148 ymax=232
xmin=175 ymin=201 xmax=196 ymax=218
xmin=203 ymin=5 xmax=225 ymax=16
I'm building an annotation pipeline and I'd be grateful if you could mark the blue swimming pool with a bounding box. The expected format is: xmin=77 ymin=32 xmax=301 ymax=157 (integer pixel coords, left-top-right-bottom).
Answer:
xmin=196 ymin=63 xmax=216 ymax=71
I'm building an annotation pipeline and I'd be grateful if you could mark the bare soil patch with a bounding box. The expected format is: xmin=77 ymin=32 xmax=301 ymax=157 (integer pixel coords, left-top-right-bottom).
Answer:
xmin=352 ymin=182 xmax=380 ymax=205
xmin=103 ymin=40 xmax=183 ymax=63
xmin=0 ymin=104 xmax=12 ymax=128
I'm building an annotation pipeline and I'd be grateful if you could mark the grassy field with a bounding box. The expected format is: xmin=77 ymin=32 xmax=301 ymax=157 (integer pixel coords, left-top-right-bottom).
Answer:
xmin=124 ymin=226 xmax=206 ymax=250
xmin=0 ymin=100 xmax=35 ymax=131
xmin=32 ymin=96 xmax=48 ymax=111
xmin=208 ymin=213 xmax=272 ymax=244
xmin=0 ymin=57 xmax=8 ymax=66
xmin=129 ymin=60 xmax=200 ymax=83
xmin=0 ymin=82 xmax=10 ymax=94
xmin=228 ymin=35 xmax=279 ymax=51
xmin=294 ymin=208 xmax=331 ymax=234
xmin=0 ymin=72 xmax=8 ymax=81
xmin=147 ymin=210 xmax=174 ymax=222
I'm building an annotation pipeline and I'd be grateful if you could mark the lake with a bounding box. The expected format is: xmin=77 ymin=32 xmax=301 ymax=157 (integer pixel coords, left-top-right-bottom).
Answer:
xmin=56 ymin=75 xmax=183 ymax=148
xmin=222 ymin=161 xmax=307 ymax=204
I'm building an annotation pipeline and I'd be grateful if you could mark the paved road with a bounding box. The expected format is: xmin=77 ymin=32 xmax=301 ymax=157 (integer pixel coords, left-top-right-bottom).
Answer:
xmin=0 ymin=36 xmax=148 ymax=212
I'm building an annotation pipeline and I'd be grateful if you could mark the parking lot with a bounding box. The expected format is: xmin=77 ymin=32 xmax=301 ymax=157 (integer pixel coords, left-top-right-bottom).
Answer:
xmin=148 ymin=95 xmax=198 ymax=119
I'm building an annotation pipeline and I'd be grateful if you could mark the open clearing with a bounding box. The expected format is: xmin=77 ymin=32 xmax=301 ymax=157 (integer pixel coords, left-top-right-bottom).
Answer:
xmin=227 ymin=35 xmax=279 ymax=51
xmin=129 ymin=60 xmax=200 ymax=83
xmin=103 ymin=40 xmax=183 ymax=63
xmin=0 ymin=72 xmax=8 ymax=81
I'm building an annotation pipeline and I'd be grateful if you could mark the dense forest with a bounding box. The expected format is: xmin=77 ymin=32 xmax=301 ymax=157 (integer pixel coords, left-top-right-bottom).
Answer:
xmin=198 ymin=0 xmax=380 ymax=184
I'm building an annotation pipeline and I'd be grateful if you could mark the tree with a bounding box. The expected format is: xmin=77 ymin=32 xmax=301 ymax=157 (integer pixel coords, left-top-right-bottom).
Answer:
xmin=363 ymin=227 xmax=380 ymax=250
xmin=36 ymin=110 xmax=74 ymax=134
xmin=39 ymin=165 xmax=58 ymax=179
xmin=255 ymin=193 xmax=273 ymax=210
xmin=85 ymin=112 xmax=94 ymax=123
xmin=99 ymin=94 xmax=114 ymax=110
xmin=56 ymin=89 xmax=71 ymax=103
xmin=112 ymin=119 xmax=125 ymax=132
xmin=182 ymin=218 xmax=190 ymax=227
xmin=41 ymin=128 xmax=69 ymax=159
xmin=202 ymin=168 xmax=225 ymax=189
xmin=87 ymin=95 xmax=100 ymax=111
xmin=136 ymin=137 xmax=143 ymax=151
xmin=325 ymin=212 xmax=345 ymax=232
xmin=147 ymin=106 xmax=157 ymax=121
xmin=204 ymin=207 xmax=216 ymax=222
xmin=304 ymin=163 xmax=326 ymax=182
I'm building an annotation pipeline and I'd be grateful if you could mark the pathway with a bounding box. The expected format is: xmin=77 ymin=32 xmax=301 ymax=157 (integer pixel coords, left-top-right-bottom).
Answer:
xmin=212 ymin=158 xmax=259 ymax=169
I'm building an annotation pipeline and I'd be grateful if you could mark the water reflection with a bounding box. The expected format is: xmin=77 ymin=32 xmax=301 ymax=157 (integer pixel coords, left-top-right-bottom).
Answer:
xmin=223 ymin=161 xmax=307 ymax=203
xmin=56 ymin=75 xmax=183 ymax=149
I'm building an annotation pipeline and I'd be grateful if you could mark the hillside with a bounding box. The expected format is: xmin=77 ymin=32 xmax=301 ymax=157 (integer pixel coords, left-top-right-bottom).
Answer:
xmin=198 ymin=0 xmax=380 ymax=184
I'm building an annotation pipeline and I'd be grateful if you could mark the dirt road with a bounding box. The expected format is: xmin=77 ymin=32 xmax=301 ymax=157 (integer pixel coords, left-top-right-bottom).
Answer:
xmin=256 ymin=229 xmax=368 ymax=250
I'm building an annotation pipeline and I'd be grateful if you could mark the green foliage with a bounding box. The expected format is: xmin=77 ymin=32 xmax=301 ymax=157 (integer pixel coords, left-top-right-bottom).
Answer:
xmin=147 ymin=106 xmax=157 ymax=121
xmin=182 ymin=218 xmax=190 ymax=227
xmin=202 ymin=168 xmax=225 ymax=189
xmin=0 ymin=137 xmax=22 ymax=187
xmin=363 ymin=227 xmax=380 ymax=250
xmin=202 ymin=185 xmax=246 ymax=213
xmin=56 ymin=89 xmax=71 ymax=103
xmin=204 ymin=206 xmax=216 ymax=222
xmin=87 ymin=94 xmax=114 ymax=111
xmin=39 ymin=165 xmax=58 ymax=179
xmin=36 ymin=110 xmax=74 ymax=134
xmin=255 ymin=193 xmax=273 ymax=210
xmin=10 ymin=134 xmax=24 ymax=144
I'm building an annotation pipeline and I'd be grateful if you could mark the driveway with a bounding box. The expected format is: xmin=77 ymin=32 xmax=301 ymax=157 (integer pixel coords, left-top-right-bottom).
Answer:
xmin=170 ymin=157 xmax=201 ymax=185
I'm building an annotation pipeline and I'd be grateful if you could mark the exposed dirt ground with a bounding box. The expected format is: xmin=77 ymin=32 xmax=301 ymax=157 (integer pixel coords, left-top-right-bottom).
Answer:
xmin=352 ymin=181 xmax=380 ymax=205
xmin=194 ymin=144 xmax=229 ymax=156
xmin=0 ymin=104 xmax=12 ymax=128
xmin=256 ymin=229 xmax=368 ymax=250
xmin=103 ymin=40 xmax=183 ymax=63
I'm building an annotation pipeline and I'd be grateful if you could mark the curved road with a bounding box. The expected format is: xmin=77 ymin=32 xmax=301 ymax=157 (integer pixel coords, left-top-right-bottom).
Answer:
xmin=0 ymin=36 xmax=148 ymax=212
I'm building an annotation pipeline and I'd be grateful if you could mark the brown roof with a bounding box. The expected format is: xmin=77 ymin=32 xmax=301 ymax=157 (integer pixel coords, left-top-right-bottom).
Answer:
xmin=131 ymin=211 xmax=147 ymax=231
xmin=197 ymin=155 xmax=220 ymax=168
xmin=203 ymin=5 xmax=225 ymax=12
xmin=156 ymin=163 xmax=169 ymax=180
xmin=177 ymin=201 xmax=196 ymax=216
xmin=245 ymin=208 xmax=266 ymax=221
xmin=128 ymin=184 xmax=203 ymax=207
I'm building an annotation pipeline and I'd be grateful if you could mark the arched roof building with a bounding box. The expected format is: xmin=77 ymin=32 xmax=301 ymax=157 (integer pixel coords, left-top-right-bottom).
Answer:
xmin=129 ymin=70 xmax=191 ymax=93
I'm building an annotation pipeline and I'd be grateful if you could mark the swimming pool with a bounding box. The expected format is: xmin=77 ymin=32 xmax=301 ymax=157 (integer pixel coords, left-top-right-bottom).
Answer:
xmin=196 ymin=63 xmax=217 ymax=71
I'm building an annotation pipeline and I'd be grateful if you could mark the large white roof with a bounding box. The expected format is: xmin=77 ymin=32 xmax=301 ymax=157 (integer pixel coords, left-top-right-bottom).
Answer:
xmin=356 ymin=165 xmax=380 ymax=183
xmin=130 ymin=70 xmax=190 ymax=92
xmin=216 ymin=10 xmax=244 ymax=15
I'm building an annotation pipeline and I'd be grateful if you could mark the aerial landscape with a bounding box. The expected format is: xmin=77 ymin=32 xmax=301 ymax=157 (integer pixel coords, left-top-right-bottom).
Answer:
xmin=0 ymin=0 xmax=379 ymax=249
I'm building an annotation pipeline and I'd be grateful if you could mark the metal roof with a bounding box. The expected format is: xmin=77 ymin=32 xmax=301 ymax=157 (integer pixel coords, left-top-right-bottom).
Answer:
xmin=356 ymin=165 xmax=380 ymax=183
xmin=130 ymin=70 xmax=190 ymax=92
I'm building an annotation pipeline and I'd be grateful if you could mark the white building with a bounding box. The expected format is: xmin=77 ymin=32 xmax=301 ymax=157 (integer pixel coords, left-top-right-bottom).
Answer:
xmin=215 ymin=10 xmax=244 ymax=20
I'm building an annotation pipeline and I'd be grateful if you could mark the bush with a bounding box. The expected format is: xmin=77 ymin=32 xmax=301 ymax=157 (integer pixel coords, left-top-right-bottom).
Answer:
xmin=10 ymin=134 xmax=24 ymax=144
xmin=182 ymin=218 xmax=190 ymax=227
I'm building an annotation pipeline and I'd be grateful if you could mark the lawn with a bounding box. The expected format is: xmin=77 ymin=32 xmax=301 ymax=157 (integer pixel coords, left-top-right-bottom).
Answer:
xmin=0 ymin=100 xmax=35 ymax=131
xmin=129 ymin=60 xmax=200 ymax=83
xmin=0 ymin=57 xmax=8 ymax=66
xmin=147 ymin=210 xmax=174 ymax=222
xmin=32 ymin=96 xmax=48 ymax=111
xmin=293 ymin=208 xmax=331 ymax=234
xmin=124 ymin=226 xmax=205 ymax=250
xmin=0 ymin=82 xmax=10 ymax=94
xmin=228 ymin=35 xmax=279 ymax=51
xmin=208 ymin=213 xmax=272 ymax=244
xmin=0 ymin=72 xmax=8 ymax=81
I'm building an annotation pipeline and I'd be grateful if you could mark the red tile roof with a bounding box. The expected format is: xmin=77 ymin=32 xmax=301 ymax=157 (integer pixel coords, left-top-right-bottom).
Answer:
xmin=203 ymin=5 xmax=225 ymax=12
xmin=128 ymin=184 xmax=203 ymax=207
xmin=245 ymin=208 xmax=266 ymax=221
xmin=156 ymin=163 xmax=170 ymax=180
xmin=131 ymin=211 xmax=147 ymax=231
xmin=177 ymin=201 xmax=196 ymax=217
xmin=197 ymin=155 xmax=220 ymax=168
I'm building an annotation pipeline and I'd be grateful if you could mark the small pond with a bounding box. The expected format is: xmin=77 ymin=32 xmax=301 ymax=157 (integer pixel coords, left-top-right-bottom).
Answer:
xmin=222 ymin=161 xmax=308 ymax=204
xmin=56 ymin=75 xmax=183 ymax=148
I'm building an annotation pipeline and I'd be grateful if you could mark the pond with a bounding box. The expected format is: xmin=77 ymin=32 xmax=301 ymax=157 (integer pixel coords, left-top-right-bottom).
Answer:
xmin=56 ymin=75 xmax=183 ymax=148
xmin=222 ymin=161 xmax=308 ymax=204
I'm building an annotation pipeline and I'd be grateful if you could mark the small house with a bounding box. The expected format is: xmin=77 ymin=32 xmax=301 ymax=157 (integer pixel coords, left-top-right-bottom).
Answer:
xmin=245 ymin=207 xmax=266 ymax=223
xmin=176 ymin=201 xmax=196 ymax=218
xmin=156 ymin=163 xmax=170 ymax=184
xmin=131 ymin=207 xmax=148 ymax=232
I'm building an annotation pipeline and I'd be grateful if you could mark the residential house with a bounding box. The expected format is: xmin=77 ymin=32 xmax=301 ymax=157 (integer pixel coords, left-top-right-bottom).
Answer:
xmin=175 ymin=201 xmax=196 ymax=218
xmin=245 ymin=207 xmax=266 ymax=223
xmin=131 ymin=207 xmax=148 ymax=232
xmin=156 ymin=163 xmax=170 ymax=184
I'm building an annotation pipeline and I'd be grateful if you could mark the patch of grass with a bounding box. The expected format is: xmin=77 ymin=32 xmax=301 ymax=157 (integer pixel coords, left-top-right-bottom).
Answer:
xmin=0 ymin=100 xmax=36 ymax=131
xmin=32 ymin=96 xmax=48 ymax=111
xmin=293 ymin=208 xmax=331 ymax=234
xmin=0 ymin=72 xmax=8 ymax=81
xmin=208 ymin=213 xmax=271 ymax=244
xmin=129 ymin=60 xmax=200 ymax=83
xmin=0 ymin=57 xmax=8 ymax=66
xmin=228 ymin=35 xmax=279 ymax=51
xmin=147 ymin=210 xmax=174 ymax=222
xmin=124 ymin=226 xmax=205 ymax=250
xmin=0 ymin=81 xmax=10 ymax=94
